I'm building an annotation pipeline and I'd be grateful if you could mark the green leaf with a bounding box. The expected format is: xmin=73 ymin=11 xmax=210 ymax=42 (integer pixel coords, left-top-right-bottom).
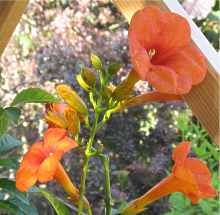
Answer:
xmin=9 ymin=197 xmax=38 ymax=215
xmin=90 ymin=54 xmax=102 ymax=70
xmin=0 ymin=179 xmax=29 ymax=205
xmin=199 ymin=200 xmax=213 ymax=215
xmin=39 ymin=189 xmax=70 ymax=215
xmin=0 ymin=200 xmax=19 ymax=214
xmin=0 ymin=157 xmax=18 ymax=169
xmin=0 ymin=107 xmax=21 ymax=136
xmin=0 ymin=179 xmax=38 ymax=215
xmin=0 ymin=110 xmax=9 ymax=136
xmin=0 ymin=192 xmax=5 ymax=200
xmin=0 ymin=134 xmax=22 ymax=153
xmin=168 ymin=193 xmax=190 ymax=210
xmin=163 ymin=212 xmax=178 ymax=215
xmin=11 ymin=88 xmax=59 ymax=106
xmin=5 ymin=107 xmax=21 ymax=123
xmin=176 ymin=113 xmax=189 ymax=133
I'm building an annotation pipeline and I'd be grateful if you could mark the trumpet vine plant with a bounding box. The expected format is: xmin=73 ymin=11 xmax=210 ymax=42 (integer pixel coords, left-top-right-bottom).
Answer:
xmin=0 ymin=5 xmax=217 ymax=215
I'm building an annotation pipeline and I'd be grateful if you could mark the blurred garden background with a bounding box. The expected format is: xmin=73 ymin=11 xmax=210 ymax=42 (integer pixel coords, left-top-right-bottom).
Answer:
xmin=0 ymin=0 xmax=219 ymax=214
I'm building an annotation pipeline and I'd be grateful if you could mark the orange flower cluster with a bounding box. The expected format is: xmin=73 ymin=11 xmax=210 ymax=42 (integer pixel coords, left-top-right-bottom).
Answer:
xmin=16 ymin=85 xmax=91 ymax=209
xmin=129 ymin=6 xmax=207 ymax=95
xmin=122 ymin=142 xmax=216 ymax=215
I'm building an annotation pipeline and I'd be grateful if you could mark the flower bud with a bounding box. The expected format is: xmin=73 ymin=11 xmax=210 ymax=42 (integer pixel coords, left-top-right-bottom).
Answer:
xmin=112 ymin=69 xmax=139 ymax=101
xmin=91 ymin=53 xmax=102 ymax=70
xmin=76 ymin=67 xmax=96 ymax=91
xmin=56 ymin=84 xmax=88 ymax=116
xmin=103 ymin=84 xmax=116 ymax=101
xmin=82 ymin=68 xmax=96 ymax=86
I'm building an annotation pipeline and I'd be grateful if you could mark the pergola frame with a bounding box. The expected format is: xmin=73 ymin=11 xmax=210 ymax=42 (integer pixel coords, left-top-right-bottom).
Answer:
xmin=0 ymin=0 xmax=219 ymax=145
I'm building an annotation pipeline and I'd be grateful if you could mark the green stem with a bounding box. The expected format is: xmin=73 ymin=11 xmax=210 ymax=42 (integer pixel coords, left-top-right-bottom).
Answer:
xmin=97 ymin=102 xmax=118 ymax=130
xmin=99 ymin=154 xmax=112 ymax=215
xmin=78 ymin=111 xmax=100 ymax=215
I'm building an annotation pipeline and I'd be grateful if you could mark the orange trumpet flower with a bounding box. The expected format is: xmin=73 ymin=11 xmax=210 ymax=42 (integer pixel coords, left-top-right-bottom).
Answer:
xmin=122 ymin=141 xmax=217 ymax=215
xmin=45 ymin=103 xmax=80 ymax=136
xmin=16 ymin=128 xmax=90 ymax=208
xmin=129 ymin=6 xmax=207 ymax=95
xmin=16 ymin=128 xmax=78 ymax=191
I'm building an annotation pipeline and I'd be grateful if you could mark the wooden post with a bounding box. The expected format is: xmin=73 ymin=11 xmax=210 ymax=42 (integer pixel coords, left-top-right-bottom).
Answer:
xmin=0 ymin=0 xmax=29 ymax=56
xmin=113 ymin=0 xmax=220 ymax=146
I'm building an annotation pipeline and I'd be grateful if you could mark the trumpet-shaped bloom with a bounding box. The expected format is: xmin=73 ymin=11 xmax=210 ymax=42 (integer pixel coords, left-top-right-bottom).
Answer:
xmin=122 ymin=141 xmax=216 ymax=215
xmin=129 ymin=6 xmax=207 ymax=95
xmin=45 ymin=103 xmax=80 ymax=136
xmin=16 ymin=128 xmax=78 ymax=192
xmin=171 ymin=141 xmax=216 ymax=203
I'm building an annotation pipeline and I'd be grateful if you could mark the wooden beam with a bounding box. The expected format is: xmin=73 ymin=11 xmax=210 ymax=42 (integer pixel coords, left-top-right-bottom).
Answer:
xmin=113 ymin=0 xmax=220 ymax=145
xmin=0 ymin=0 xmax=29 ymax=56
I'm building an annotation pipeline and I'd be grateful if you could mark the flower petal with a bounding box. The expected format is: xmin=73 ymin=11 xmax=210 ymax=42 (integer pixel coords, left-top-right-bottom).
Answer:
xmin=129 ymin=6 xmax=190 ymax=62
xmin=176 ymin=73 xmax=192 ymax=95
xmin=154 ymin=11 xmax=190 ymax=60
xmin=21 ymin=141 xmax=45 ymax=167
xmin=183 ymin=185 xmax=216 ymax=203
xmin=186 ymin=193 xmax=200 ymax=204
xmin=54 ymin=137 xmax=78 ymax=159
xmin=44 ymin=128 xmax=67 ymax=150
xmin=198 ymin=184 xmax=217 ymax=198
xmin=38 ymin=155 xmax=58 ymax=183
xmin=129 ymin=6 xmax=161 ymax=80
xmin=47 ymin=103 xmax=68 ymax=113
xmin=172 ymin=141 xmax=191 ymax=164
xmin=16 ymin=166 xmax=38 ymax=192
xmin=64 ymin=107 xmax=80 ymax=136
xmin=129 ymin=38 xmax=151 ymax=80
xmin=129 ymin=6 xmax=162 ymax=48
xmin=181 ymin=44 xmax=207 ymax=85
xmin=172 ymin=165 xmax=198 ymax=188
xmin=160 ymin=44 xmax=207 ymax=94
xmin=45 ymin=110 xmax=67 ymax=129
xmin=147 ymin=65 xmax=178 ymax=94
xmin=186 ymin=158 xmax=212 ymax=185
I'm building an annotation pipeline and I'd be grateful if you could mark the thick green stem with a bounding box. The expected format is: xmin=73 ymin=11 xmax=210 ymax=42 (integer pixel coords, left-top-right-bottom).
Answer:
xmin=100 ymin=154 xmax=112 ymax=215
xmin=78 ymin=111 xmax=100 ymax=215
